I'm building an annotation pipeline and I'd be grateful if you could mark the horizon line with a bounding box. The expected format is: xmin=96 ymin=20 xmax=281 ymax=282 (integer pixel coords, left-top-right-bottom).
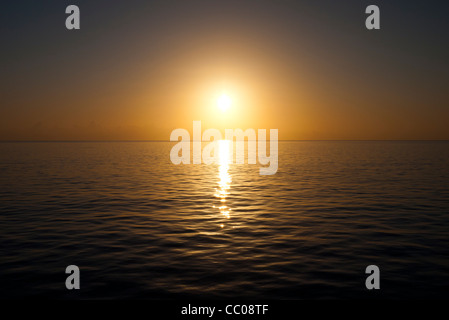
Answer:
xmin=1 ymin=139 xmax=448 ymax=143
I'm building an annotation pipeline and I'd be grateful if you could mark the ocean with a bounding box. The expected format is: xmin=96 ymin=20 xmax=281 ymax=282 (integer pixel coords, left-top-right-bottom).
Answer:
xmin=0 ymin=141 xmax=448 ymax=299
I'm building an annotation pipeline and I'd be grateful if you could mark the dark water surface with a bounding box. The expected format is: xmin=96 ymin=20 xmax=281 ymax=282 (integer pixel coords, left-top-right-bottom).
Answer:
xmin=1 ymin=141 xmax=448 ymax=299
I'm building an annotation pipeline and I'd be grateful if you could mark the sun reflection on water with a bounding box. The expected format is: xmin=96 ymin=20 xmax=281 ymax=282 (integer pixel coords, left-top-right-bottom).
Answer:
xmin=213 ymin=140 xmax=232 ymax=227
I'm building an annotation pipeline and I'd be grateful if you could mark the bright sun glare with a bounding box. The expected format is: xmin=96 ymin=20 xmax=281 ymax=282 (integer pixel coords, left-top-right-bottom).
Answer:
xmin=217 ymin=94 xmax=231 ymax=112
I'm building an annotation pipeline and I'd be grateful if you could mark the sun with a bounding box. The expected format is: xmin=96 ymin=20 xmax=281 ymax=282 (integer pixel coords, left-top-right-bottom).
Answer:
xmin=217 ymin=94 xmax=232 ymax=112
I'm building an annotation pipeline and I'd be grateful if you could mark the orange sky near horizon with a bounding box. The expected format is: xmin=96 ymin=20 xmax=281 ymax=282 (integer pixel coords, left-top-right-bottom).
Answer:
xmin=1 ymin=1 xmax=448 ymax=141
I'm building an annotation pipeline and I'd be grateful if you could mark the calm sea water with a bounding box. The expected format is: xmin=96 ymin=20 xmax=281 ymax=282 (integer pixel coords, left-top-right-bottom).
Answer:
xmin=0 ymin=141 xmax=448 ymax=299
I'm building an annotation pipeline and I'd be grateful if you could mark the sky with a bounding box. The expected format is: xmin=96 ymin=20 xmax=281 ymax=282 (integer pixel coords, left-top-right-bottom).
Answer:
xmin=1 ymin=0 xmax=448 ymax=140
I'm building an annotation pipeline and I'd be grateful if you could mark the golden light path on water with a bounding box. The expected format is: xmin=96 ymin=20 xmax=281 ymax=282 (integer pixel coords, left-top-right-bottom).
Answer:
xmin=214 ymin=140 xmax=232 ymax=228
